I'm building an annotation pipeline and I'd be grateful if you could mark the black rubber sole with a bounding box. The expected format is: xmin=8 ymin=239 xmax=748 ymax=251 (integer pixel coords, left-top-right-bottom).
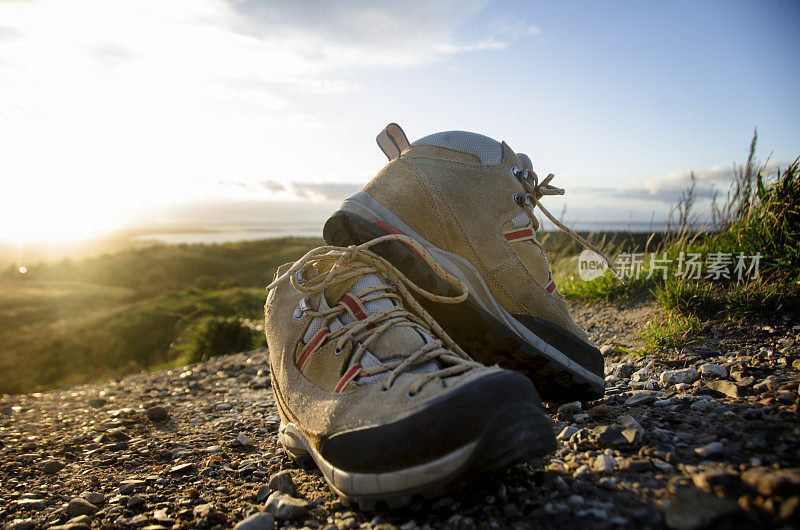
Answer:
xmin=284 ymin=402 xmax=556 ymax=511
xmin=323 ymin=211 xmax=604 ymax=403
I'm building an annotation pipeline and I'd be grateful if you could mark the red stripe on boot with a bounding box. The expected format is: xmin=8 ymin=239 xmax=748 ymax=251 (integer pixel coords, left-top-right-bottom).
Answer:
xmin=334 ymin=364 xmax=362 ymax=393
xmin=297 ymin=328 xmax=329 ymax=370
xmin=504 ymin=227 xmax=534 ymax=241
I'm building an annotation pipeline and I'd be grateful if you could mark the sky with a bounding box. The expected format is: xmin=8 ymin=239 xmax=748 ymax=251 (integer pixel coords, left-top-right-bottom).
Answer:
xmin=0 ymin=0 xmax=798 ymax=242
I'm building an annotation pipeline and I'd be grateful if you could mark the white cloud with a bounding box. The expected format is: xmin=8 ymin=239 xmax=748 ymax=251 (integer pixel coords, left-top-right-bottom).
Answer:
xmin=435 ymin=38 xmax=509 ymax=55
xmin=570 ymin=160 xmax=783 ymax=204
xmin=258 ymin=180 xmax=286 ymax=194
xmin=227 ymin=0 xmax=499 ymax=69
xmin=218 ymin=179 xmax=361 ymax=201
xmin=291 ymin=182 xmax=362 ymax=200
xmin=0 ymin=0 xmax=540 ymax=241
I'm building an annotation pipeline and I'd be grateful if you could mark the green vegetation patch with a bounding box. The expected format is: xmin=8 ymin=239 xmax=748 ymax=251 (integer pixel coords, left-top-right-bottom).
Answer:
xmin=636 ymin=314 xmax=704 ymax=354
xmin=555 ymin=133 xmax=799 ymax=352
xmin=0 ymin=237 xmax=321 ymax=394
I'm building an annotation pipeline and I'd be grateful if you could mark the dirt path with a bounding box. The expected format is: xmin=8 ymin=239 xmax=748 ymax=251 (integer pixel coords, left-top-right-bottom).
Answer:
xmin=1 ymin=301 xmax=798 ymax=529
xmin=568 ymin=298 xmax=663 ymax=350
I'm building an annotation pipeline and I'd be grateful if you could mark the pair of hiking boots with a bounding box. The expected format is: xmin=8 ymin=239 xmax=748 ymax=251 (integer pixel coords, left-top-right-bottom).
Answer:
xmin=265 ymin=124 xmax=610 ymax=510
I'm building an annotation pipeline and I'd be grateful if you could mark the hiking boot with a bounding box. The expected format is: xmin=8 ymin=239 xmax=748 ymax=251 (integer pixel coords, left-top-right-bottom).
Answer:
xmin=265 ymin=235 xmax=556 ymax=509
xmin=324 ymin=124 xmax=620 ymax=401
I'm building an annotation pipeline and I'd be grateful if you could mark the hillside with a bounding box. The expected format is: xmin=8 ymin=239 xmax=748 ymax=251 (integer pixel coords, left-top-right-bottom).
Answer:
xmin=0 ymin=231 xmax=662 ymax=396
xmin=0 ymin=238 xmax=322 ymax=394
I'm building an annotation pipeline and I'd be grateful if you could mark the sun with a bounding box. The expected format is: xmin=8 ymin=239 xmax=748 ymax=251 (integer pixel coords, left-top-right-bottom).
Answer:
xmin=0 ymin=179 xmax=143 ymax=243
xmin=0 ymin=207 xmax=119 ymax=243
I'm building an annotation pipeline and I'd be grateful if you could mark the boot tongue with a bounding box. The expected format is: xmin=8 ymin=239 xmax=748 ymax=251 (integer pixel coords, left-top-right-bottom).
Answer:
xmin=324 ymin=272 xmax=431 ymax=365
xmin=380 ymin=123 xmax=533 ymax=170
xmin=412 ymin=129 xmax=534 ymax=172
xmin=304 ymin=274 xmax=437 ymax=382
xmin=413 ymin=130 xmax=503 ymax=164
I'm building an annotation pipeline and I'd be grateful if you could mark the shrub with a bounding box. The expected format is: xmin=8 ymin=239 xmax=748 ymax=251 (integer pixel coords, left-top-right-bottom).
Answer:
xmin=173 ymin=315 xmax=256 ymax=364
xmin=218 ymin=277 xmax=241 ymax=289
xmin=194 ymin=275 xmax=217 ymax=290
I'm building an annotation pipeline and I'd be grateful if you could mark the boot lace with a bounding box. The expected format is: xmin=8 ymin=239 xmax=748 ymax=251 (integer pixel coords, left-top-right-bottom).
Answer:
xmin=267 ymin=234 xmax=482 ymax=395
xmin=513 ymin=166 xmax=625 ymax=282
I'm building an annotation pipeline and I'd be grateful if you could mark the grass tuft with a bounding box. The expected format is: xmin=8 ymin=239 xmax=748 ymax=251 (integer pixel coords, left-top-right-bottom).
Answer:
xmin=172 ymin=315 xmax=265 ymax=365
xmin=654 ymin=279 xmax=720 ymax=318
xmin=637 ymin=314 xmax=703 ymax=353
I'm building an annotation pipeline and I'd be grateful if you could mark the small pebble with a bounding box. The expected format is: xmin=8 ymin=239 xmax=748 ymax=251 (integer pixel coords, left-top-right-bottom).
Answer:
xmin=237 ymin=433 xmax=255 ymax=446
xmin=695 ymin=441 xmax=725 ymax=458
xmin=146 ymin=406 xmax=169 ymax=422
xmin=265 ymin=492 xmax=309 ymax=521
xmin=593 ymin=454 xmax=617 ymax=473
xmin=67 ymin=498 xmax=98 ymax=517
xmin=233 ymin=512 xmax=275 ymax=530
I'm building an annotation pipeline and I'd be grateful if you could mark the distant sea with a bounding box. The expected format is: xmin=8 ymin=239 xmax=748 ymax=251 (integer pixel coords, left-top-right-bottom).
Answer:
xmin=132 ymin=220 xmax=668 ymax=245
xmin=132 ymin=224 xmax=323 ymax=245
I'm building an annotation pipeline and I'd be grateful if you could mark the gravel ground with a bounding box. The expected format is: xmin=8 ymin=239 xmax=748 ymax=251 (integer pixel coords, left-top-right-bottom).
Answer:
xmin=1 ymin=300 xmax=799 ymax=530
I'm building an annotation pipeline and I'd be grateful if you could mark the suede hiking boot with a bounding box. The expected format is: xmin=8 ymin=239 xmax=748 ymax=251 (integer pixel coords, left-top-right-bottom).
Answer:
xmin=324 ymin=124 xmax=621 ymax=402
xmin=265 ymin=234 xmax=556 ymax=509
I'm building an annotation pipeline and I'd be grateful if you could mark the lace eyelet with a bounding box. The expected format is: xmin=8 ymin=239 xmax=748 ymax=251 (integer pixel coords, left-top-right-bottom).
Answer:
xmin=299 ymin=298 xmax=312 ymax=312
xmin=333 ymin=346 xmax=344 ymax=356
xmin=512 ymin=192 xmax=524 ymax=206
xmin=406 ymin=390 xmax=418 ymax=399
xmin=293 ymin=297 xmax=311 ymax=319
xmin=511 ymin=165 xmax=522 ymax=177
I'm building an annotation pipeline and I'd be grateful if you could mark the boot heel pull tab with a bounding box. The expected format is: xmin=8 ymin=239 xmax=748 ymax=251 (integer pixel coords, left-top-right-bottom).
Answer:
xmin=376 ymin=123 xmax=410 ymax=160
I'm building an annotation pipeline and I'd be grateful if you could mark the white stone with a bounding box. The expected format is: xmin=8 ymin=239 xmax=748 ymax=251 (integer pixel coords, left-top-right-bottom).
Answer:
xmin=699 ymin=363 xmax=727 ymax=378
xmin=237 ymin=434 xmax=255 ymax=446
xmin=653 ymin=459 xmax=674 ymax=472
xmin=233 ymin=512 xmax=275 ymax=530
xmin=557 ymin=426 xmax=579 ymax=441
xmin=695 ymin=441 xmax=724 ymax=457
xmin=630 ymin=360 xmax=654 ymax=382
xmin=573 ymin=464 xmax=591 ymax=478
xmin=660 ymin=368 xmax=699 ymax=386
xmin=593 ymin=454 xmax=617 ymax=473
xmin=265 ymin=492 xmax=309 ymax=520
xmin=612 ymin=362 xmax=636 ymax=378
xmin=573 ymin=413 xmax=590 ymax=423
xmin=643 ymin=380 xmax=660 ymax=390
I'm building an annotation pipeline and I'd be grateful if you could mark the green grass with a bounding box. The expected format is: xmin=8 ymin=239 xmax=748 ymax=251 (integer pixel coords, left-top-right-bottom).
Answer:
xmin=173 ymin=315 xmax=267 ymax=365
xmin=653 ymin=278 xmax=719 ymax=317
xmin=555 ymin=132 xmax=799 ymax=353
xmin=636 ymin=314 xmax=703 ymax=354
xmin=557 ymin=267 xmax=654 ymax=302
xmin=654 ymin=277 xmax=798 ymax=321
xmin=0 ymin=237 xmax=321 ymax=394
